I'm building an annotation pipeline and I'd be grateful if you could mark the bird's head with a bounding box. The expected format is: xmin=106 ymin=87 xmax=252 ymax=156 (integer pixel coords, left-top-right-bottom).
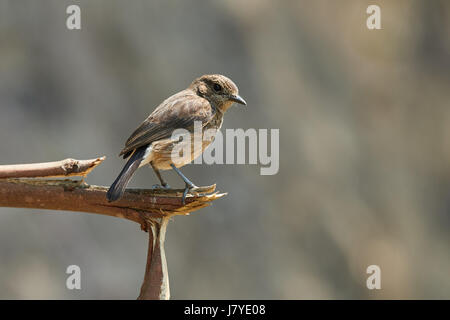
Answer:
xmin=190 ymin=74 xmax=247 ymax=112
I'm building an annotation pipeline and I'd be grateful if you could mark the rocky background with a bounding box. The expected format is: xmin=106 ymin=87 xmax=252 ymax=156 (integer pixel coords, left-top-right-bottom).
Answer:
xmin=0 ymin=0 xmax=449 ymax=298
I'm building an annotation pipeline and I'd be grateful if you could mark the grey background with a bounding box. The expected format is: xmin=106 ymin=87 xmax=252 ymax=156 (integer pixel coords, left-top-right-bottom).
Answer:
xmin=0 ymin=0 xmax=449 ymax=299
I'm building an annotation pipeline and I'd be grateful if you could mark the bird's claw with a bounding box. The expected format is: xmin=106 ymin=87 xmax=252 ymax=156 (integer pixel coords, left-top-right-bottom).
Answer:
xmin=182 ymin=183 xmax=197 ymax=205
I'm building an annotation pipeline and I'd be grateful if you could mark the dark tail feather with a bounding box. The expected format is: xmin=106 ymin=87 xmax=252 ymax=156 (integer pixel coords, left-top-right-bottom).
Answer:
xmin=106 ymin=145 xmax=148 ymax=202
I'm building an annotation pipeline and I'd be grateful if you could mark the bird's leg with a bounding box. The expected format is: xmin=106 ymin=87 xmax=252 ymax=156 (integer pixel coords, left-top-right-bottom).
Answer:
xmin=170 ymin=164 xmax=197 ymax=205
xmin=150 ymin=162 xmax=170 ymax=189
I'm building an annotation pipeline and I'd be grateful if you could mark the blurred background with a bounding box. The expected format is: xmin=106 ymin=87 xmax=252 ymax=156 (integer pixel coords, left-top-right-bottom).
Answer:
xmin=0 ymin=0 xmax=449 ymax=299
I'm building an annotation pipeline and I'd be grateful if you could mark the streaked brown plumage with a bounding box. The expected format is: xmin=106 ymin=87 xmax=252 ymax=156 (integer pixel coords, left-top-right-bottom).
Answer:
xmin=107 ymin=74 xmax=246 ymax=202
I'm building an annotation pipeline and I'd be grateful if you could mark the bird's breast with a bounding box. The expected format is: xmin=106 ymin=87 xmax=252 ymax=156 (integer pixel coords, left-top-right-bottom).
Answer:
xmin=148 ymin=115 xmax=224 ymax=170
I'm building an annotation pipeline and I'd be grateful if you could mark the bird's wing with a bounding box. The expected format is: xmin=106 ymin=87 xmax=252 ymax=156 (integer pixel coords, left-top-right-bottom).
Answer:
xmin=119 ymin=90 xmax=215 ymax=157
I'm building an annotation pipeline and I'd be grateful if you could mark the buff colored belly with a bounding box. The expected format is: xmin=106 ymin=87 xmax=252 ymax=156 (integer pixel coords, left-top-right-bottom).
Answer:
xmin=139 ymin=114 xmax=223 ymax=170
xmin=139 ymin=130 xmax=218 ymax=170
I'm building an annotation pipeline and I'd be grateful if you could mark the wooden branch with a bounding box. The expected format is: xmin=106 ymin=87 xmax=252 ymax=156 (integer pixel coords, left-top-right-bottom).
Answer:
xmin=0 ymin=179 xmax=224 ymax=229
xmin=0 ymin=157 xmax=105 ymax=179
xmin=138 ymin=217 xmax=170 ymax=300
xmin=0 ymin=157 xmax=226 ymax=300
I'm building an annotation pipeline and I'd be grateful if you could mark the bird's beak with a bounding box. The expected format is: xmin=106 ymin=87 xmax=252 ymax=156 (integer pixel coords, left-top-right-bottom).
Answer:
xmin=229 ymin=94 xmax=247 ymax=106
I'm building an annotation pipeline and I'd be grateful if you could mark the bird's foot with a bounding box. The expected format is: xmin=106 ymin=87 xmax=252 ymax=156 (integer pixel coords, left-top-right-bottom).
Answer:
xmin=182 ymin=183 xmax=198 ymax=205
xmin=151 ymin=183 xmax=171 ymax=190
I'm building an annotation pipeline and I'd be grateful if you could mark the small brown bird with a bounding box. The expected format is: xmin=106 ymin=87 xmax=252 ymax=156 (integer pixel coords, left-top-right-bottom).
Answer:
xmin=106 ymin=74 xmax=246 ymax=203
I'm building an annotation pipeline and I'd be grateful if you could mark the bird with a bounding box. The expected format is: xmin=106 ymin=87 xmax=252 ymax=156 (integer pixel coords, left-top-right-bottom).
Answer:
xmin=106 ymin=74 xmax=247 ymax=204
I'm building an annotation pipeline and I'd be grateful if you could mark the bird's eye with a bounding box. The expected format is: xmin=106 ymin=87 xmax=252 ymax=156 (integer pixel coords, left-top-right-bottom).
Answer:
xmin=213 ymin=83 xmax=222 ymax=92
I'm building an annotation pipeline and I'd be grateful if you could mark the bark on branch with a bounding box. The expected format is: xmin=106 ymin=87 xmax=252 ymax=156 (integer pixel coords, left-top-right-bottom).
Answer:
xmin=0 ymin=179 xmax=223 ymax=228
xmin=0 ymin=157 xmax=105 ymax=179
xmin=0 ymin=157 xmax=225 ymax=300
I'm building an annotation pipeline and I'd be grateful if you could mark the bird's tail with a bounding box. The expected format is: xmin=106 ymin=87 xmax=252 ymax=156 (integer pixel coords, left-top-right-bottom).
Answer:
xmin=106 ymin=145 xmax=148 ymax=202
